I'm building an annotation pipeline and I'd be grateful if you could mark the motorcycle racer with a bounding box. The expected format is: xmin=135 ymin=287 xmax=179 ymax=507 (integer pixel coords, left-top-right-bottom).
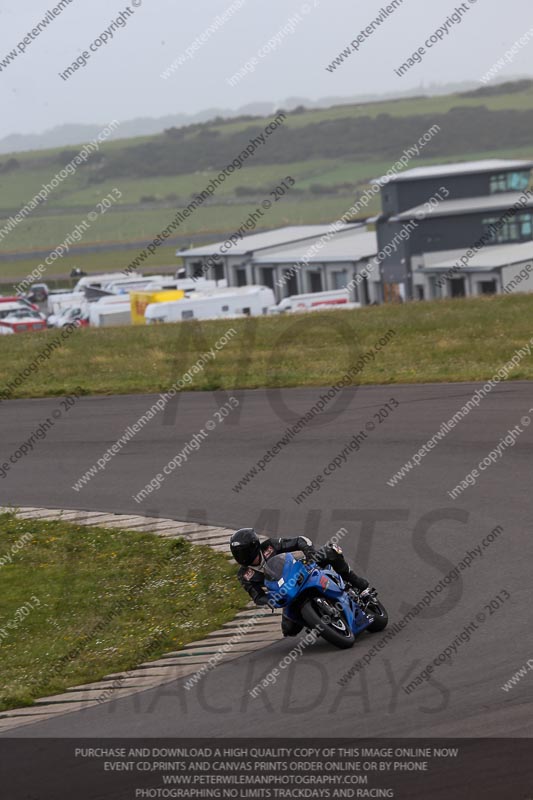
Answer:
xmin=229 ymin=528 xmax=369 ymax=636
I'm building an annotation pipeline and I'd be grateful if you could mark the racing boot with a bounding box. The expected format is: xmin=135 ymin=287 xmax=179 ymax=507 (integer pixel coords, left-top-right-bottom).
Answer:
xmin=345 ymin=570 xmax=369 ymax=592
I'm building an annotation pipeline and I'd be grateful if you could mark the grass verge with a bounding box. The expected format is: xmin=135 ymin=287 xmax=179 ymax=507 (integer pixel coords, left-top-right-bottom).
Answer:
xmin=0 ymin=513 xmax=244 ymax=711
xmin=1 ymin=295 xmax=533 ymax=400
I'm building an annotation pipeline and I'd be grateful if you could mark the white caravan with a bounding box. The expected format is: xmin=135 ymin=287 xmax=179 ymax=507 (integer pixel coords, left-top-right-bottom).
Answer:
xmin=88 ymin=277 xmax=224 ymax=327
xmin=132 ymin=277 xmax=223 ymax=294
xmin=145 ymin=286 xmax=275 ymax=324
xmin=100 ymin=275 xmax=223 ymax=296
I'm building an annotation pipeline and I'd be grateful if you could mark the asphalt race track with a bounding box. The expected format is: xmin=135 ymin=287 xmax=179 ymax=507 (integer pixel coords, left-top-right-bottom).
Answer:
xmin=1 ymin=382 xmax=532 ymax=738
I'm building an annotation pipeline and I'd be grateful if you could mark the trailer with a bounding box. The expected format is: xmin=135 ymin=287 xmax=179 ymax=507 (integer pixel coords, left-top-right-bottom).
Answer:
xmin=145 ymin=286 xmax=276 ymax=323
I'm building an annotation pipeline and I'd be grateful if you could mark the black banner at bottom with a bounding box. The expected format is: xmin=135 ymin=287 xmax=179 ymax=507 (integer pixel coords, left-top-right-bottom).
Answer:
xmin=1 ymin=739 xmax=532 ymax=799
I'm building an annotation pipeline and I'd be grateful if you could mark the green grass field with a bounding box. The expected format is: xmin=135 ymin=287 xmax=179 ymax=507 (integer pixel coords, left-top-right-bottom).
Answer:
xmin=1 ymin=295 xmax=533 ymax=400
xmin=0 ymin=158 xmax=359 ymax=210
xmin=0 ymin=513 xmax=244 ymax=711
xmin=0 ymin=196 xmax=357 ymax=255
xmin=0 ymin=249 xmax=179 ymax=289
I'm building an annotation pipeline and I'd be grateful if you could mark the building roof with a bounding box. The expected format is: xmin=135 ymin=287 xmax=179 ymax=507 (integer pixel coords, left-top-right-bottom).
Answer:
xmin=392 ymin=191 xmax=533 ymax=221
xmin=176 ymin=225 xmax=358 ymax=258
xmin=420 ymin=241 xmax=533 ymax=272
xmin=373 ymin=159 xmax=533 ymax=185
xmin=254 ymin=229 xmax=377 ymax=265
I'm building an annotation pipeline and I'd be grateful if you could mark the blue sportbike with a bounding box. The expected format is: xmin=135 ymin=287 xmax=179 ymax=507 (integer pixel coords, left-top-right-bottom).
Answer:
xmin=264 ymin=552 xmax=388 ymax=649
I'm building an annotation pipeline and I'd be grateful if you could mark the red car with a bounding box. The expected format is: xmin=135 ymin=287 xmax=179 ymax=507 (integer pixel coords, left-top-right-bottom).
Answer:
xmin=0 ymin=296 xmax=40 ymax=312
xmin=0 ymin=302 xmax=47 ymax=333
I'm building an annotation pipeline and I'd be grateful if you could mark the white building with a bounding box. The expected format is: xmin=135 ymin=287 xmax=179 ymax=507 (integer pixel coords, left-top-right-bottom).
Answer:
xmin=253 ymin=227 xmax=379 ymax=304
xmin=177 ymin=223 xmax=379 ymax=304
xmin=414 ymin=241 xmax=533 ymax=299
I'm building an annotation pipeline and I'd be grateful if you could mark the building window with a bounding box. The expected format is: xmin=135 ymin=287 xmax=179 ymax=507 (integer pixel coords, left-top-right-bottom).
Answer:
xmin=235 ymin=268 xmax=247 ymax=287
xmin=522 ymin=215 xmax=533 ymax=237
xmin=182 ymin=310 xmax=194 ymax=319
xmin=450 ymin=278 xmax=466 ymax=298
xmin=213 ymin=261 xmax=225 ymax=282
xmin=191 ymin=261 xmax=204 ymax=279
xmin=430 ymin=277 xmax=441 ymax=299
xmin=483 ymin=212 xmax=533 ymax=243
xmin=309 ymin=271 xmax=323 ymax=293
xmin=490 ymin=171 xmax=530 ymax=194
xmin=282 ymin=270 xmax=298 ymax=296
xmin=260 ymin=268 xmax=275 ymax=289
xmin=332 ymin=271 xmax=347 ymax=289
xmin=478 ymin=280 xmax=497 ymax=295
xmin=361 ymin=275 xmax=370 ymax=305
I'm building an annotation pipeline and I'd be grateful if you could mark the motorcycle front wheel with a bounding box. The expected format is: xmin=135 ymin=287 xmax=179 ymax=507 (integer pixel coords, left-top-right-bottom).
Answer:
xmin=301 ymin=596 xmax=355 ymax=649
xmin=365 ymin=598 xmax=389 ymax=633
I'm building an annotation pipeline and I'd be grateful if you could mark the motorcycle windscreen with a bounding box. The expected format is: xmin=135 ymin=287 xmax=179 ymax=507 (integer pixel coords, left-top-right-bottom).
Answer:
xmin=264 ymin=553 xmax=292 ymax=582
xmin=265 ymin=553 xmax=306 ymax=605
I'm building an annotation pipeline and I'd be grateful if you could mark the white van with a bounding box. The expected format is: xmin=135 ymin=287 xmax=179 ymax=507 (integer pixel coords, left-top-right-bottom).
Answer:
xmin=46 ymin=272 xmax=138 ymax=314
xmin=270 ymin=289 xmax=359 ymax=314
xmin=145 ymin=286 xmax=275 ymax=324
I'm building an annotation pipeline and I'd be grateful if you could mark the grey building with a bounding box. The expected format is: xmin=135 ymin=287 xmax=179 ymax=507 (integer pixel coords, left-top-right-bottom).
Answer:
xmin=253 ymin=227 xmax=378 ymax=304
xmin=175 ymin=158 xmax=533 ymax=307
xmin=373 ymin=159 xmax=533 ymax=300
xmin=176 ymin=223 xmax=374 ymax=302
xmin=177 ymin=225 xmax=342 ymax=284
xmin=416 ymin=240 xmax=533 ymax=298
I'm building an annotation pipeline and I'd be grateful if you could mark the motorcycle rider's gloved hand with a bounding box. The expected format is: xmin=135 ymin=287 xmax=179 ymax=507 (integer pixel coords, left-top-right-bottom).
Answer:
xmin=302 ymin=545 xmax=318 ymax=562
xmin=255 ymin=594 xmax=277 ymax=613
xmin=255 ymin=594 xmax=272 ymax=607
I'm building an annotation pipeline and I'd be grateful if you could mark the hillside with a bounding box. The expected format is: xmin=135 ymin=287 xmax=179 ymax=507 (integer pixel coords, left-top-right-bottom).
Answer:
xmin=1 ymin=80 xmax=533 ymax=283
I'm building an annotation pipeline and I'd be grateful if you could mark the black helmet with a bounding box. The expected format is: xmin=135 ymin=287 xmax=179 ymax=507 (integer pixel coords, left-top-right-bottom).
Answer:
xmin=230 ymin=528 xmax=261 ymax=565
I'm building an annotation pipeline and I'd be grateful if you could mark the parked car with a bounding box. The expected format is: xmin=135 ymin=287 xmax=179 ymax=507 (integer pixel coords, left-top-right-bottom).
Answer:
xmin=0 ymin=303 xmax=47 ymax=333
xmin=26 ymin=283 xmax=49 ymax=303
xmin=48 ymin=305 xmax=89 ymax=328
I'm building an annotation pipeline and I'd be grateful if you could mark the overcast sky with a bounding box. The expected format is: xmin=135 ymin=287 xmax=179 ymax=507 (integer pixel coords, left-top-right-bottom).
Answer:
xmin=1 ymin=0 xmax=532 ymax=138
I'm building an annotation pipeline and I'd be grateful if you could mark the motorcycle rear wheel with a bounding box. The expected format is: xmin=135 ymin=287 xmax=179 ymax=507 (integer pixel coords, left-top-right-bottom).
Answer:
xmin=301 ymin=597 xmax=355 ymax=649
